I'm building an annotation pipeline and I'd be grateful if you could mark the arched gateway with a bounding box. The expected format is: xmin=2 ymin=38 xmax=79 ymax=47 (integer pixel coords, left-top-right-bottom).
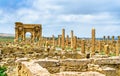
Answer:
xmin=14 ymin=22 xmax=42 ymax=42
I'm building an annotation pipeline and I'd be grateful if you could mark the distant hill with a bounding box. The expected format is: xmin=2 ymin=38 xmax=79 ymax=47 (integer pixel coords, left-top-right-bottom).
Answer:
xmin=0 ymin=33 xmax=118 ymax=40
xmin=0 ymin=33 xmax=30 ymax=37
xmin=0 ymin=33 xmax=14 ymax=37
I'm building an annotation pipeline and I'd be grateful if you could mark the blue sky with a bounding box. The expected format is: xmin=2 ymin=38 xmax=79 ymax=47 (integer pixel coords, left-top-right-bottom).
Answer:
xmin=0 ymin=0 xmax=120 ymax=37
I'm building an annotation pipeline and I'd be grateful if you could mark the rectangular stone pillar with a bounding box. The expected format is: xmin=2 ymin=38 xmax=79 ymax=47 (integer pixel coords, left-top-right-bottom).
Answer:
xmin=73 ymin=36 xmax=77 ymax=51
xmin=112 ymin=36 xmax=114 ymax=42
xmin=32 ymin=32 xmax=35 ymax=42
xmin=52 ymin=35 xmax=55 ymax=48
xmin=58 ymin=35 xmax=61 ymax=47
xmin=116 ymin=36 xmax=120 ymax=56
xmin=81 ymin=39 xmax=85 ymax=54
xmin=91 ymin=28 xmax=95 ymax=55
xmin=104 ymin=45 xmax=109 ymax=56
xmin=107 ymin=36 xmax=110 ymax=40
xmin=118 ymin=36 xmax=120 ymax=40
xmin=103 ymin=36 xmax=107 ymax=44
xmin=62 ymin=29 xmax=65 ymax=50
xmin=15 ymin=27 xmax=19 ymax=42
xmin=66 ymin=35 xmax=69 ymax=48
xmin=22 ymin=31 xmax=25 ymax=41
xmin=98 ymin=40 xmax=102 ymax=53
xmin=107 ymin=36 xmax=110 ymax=44
xmin=103 ymin=36 xmax=106 ymax=41
xmin=71 ymin=30 xmax=74 ymax=49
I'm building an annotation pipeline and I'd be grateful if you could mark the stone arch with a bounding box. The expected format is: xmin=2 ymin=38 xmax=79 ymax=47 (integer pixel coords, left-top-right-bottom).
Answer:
xmin=25 ymin=32 xmax=32 ymax=41
xmin=14 ymin=22 xmax=42 ymax=42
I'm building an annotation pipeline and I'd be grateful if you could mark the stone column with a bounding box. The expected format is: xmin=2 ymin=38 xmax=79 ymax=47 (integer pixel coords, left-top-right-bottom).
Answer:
xmin=71 ymin=30 xmax=74 ymax=49
xmin=116 ymin=37 xmax=120 ymax=56
xmin=52 ymin=35 xmax=55 ymax=48
xmin=112 ymin=36 xmax=114 ymax=42
xmin=15 ymin=22 xmax=23 ymax=42
xmin=45 ymin=40 xmax=49 ymax=51
xmin=15 ymin=27 xmax=19 ymax=42
xmin=98 ymin=41 xmax=102 ymax=53
xmin=103 ymin=36 xmax=106 ymax=41
xmin=107 ymin=36 xmax=110 ymax=44
xmin=81 ymin=39 xmax=85 ymax=54
xmin=103 ymin=36 xmax=107 ymax=44
xmin=32 ymin=31 xmax=35 ymax=42
xmin=58 ymin=35 xmax=61 ymax=47
xmin=118 ymin=36 xmax=120 ymax=41
xmin=62 ymin=29 xmax=65 ymax=50
xmin=38 ymin=25 xmax=42 ymax=41
xmin=91 ymin=28 xmax=95 ymax=55
xmin=66 ymin=35 xmax=69 ymax=48
xmin=73 ymin=36 xmax=77 ymax=51
xmin=107 ymin=36 xmax=110 ymax=40
xmin=22 ymin=30 xmax=25 ymax=41
xmin=104 ymin=45 xmax=109 ymax=55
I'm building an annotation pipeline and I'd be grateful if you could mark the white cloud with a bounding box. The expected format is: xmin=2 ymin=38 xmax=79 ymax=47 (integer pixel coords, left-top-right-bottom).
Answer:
xmin=31 ymin=0 xmax=62 ymax=14
xmin=0 ymin=0 xmax=120 ymax=37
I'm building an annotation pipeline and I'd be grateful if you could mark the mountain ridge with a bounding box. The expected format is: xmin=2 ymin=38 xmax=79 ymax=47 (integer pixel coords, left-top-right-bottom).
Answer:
xmin=0 ymin=33 xmax=14 ymax=37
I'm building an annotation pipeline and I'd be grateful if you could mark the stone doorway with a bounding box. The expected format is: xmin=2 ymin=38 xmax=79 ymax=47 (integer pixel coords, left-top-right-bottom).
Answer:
xmin=25 ymin=32 xmax=32 ymax=42
xmin=14 ymin=22 xmax=42 ymax=42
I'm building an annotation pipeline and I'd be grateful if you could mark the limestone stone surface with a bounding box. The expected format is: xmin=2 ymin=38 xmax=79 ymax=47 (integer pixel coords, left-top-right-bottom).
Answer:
xmin=94 ymin=57 xmax=120 ymax=64
xmin=14 ymin=22 xmax=42 ymax=42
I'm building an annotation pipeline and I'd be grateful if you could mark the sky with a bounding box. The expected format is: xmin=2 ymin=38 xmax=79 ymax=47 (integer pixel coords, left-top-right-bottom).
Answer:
xmin=0 ymin=0 xmax=120 ymax=37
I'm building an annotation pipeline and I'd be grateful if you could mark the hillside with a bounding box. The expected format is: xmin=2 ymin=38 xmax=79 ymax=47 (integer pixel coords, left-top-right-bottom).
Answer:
xmin=0 ymin=33 xmax=14 ymax=37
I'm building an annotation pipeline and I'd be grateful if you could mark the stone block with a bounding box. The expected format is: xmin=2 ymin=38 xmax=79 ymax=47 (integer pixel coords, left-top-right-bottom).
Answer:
xmin=94 ymin=57 xmax=120 ymax=65
xmin=101 ymin=67 xmax=116 ymax=76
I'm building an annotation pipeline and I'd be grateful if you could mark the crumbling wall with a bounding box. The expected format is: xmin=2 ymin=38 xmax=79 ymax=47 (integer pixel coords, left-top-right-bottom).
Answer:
xmin=36 ymin=59 xmax=60 ymax=73
xmin=16 ymin=57 xmax=120 ymax=76
xmin=60 ymin=59 xmax=91 ymax=72
xmin=16 ymin=59 xmax=50 ymax=76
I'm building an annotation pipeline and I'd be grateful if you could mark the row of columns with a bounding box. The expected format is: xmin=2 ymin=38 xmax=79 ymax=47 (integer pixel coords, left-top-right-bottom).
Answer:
xmin=49 ymin=28 xmax=120 ymax=56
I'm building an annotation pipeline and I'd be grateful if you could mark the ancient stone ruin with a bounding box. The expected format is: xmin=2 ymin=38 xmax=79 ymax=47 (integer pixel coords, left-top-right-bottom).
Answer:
xmin=14 ymin=22 xmax=42 ymax=42
xmin=0 ymin=22 xmax=120 ymax=76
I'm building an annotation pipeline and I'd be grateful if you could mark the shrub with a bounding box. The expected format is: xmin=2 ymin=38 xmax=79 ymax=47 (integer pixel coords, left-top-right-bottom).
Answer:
xmin=0 ymin=66 xmax=7 ymax=76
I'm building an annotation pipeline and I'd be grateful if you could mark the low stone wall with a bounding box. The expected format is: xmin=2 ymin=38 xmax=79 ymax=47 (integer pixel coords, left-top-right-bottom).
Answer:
xmin=93 ymin=57 xmax=120 ymax=65
xmin=16 ymin=59 xmax=50 ymax=76
xmin=16 ymin=57 xmax=120 ymax=76
xmin=60 ymin=59 xmax=91 ymax=72
xmin=36 ymin=59 xmax=60 ymax=73
xmin=52 ymin=71 xmax=105 ymax=76
xmin=92 ymin=57 xmax=120 ymax=76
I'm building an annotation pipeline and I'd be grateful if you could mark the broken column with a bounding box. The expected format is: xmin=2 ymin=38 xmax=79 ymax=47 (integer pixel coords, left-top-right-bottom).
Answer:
xmin=32 ymin=31 xmax=35 ymax=42
xmin=107 ymin=36 xmax=110 ymax=44
xmin=91 ymin=28 xmax=96 ymax=55
xmin=58 ymin=35 xmax=61 ymax=47
xmin=62 ymin=29 xmax=65 ymax=50
xmin=118 ymin=36 xmax=120 ymax=41
xmin=73 ymin=36 xmax=77 ymax=51
xmin=116 ymin=36 xmax=120 ymax=56
xmin=52 ymin=35 xmax=55 ymax=48
xmin=104 ymin=45 xmax=109 ymax=55
xmin=103 ymin=36 xmax=107 ymax=44
xmin=112 ymin=36 xmax=114 ymax=42
xmin=66 ymin=35 xmax=69 ymax=48
xmin=71 ymin=30 xmax=74 ymax=49
xmin=107 ymin=36 xmax=110 ymax=40
xmin=103 ymin=36 xmax=106 ymax=41
xmin=98 ymin=40 xmax=102 ymax=53
xmin=81 ymin=39 xmax=85 ymax=54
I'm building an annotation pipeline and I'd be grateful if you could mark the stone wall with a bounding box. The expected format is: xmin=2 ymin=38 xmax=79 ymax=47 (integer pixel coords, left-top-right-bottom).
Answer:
xmin=36 ymin=59 xmax=60 ymax=73
xmin=16 ymin=57 xmax=120 ymax=76
xmin=60 ymin=59 xmax=91 ymax=72
xmin=16 ymin=59 xmax=50 ymax=76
